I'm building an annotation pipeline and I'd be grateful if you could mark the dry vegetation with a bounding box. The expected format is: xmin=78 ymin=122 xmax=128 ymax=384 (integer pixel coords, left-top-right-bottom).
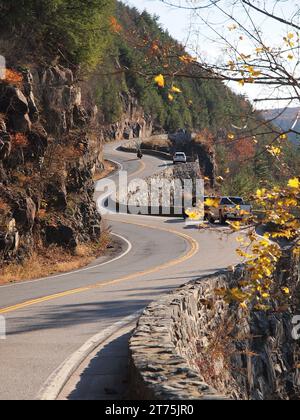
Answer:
xmin=196 ymin=316 xmax=250 ymax=399
xmin=93 ymin=160 xmax=118 ymax=181
xmin=0 ymin=230 xmax=111 ymax=285
xmin=142 ymin=135 xmax=171 ymax=150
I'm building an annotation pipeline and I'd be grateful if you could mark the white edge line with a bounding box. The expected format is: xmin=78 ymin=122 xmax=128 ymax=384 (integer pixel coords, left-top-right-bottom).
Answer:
xmin=37 ymin=310 xmax=143 ymax=401
xmin=105 ymin=158 xmax=123 ymax=177
xmin=0 ymin=233 xmax=132 ymax=289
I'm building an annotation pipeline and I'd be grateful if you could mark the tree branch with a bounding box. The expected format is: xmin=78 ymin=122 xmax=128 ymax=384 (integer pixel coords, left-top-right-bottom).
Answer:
xmin=241 ymin=0 xmax=300 ymax=31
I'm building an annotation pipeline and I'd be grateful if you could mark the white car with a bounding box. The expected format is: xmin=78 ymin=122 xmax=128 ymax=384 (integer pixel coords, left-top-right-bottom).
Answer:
xmin=173 ymin=152 xmax=187 ymax=164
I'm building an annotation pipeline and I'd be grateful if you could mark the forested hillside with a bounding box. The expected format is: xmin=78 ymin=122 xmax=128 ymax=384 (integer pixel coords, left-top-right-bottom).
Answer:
xmin=97 ymin=2 xmax=253 ymax=133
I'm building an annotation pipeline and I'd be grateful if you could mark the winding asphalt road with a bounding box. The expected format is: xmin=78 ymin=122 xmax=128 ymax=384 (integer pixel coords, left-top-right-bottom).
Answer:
xmin=0 ymin=141 xmax=241 ymax=400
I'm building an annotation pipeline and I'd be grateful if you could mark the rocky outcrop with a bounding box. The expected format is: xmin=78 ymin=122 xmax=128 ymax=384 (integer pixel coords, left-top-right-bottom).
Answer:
xmin=104 ymin=92 xmax=153 ymax=142
xmin=124 ymin=162 xmax=202 ymax=216
xmin=0 ymin=65 xmax=103 ymax=262
xmin=193 ymin=143 xmax=216 ymax=188
xmin=130 ymin=260 xmax=300 ymax=400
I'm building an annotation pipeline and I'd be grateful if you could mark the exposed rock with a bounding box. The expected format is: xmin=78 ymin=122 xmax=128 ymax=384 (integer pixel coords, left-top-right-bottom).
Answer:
xmin=0 ymin=84 xmax=29 ymax=115
xmin=41 ymin=66 xmax=74 ymax=87
xmin=0 ymin=65 xmax=102 ymax=263
xmin=27 ymin=128 xmax=48 ymax=159
xmin=0 ymin=136 xmax=11 ymax=161
xmin=45 ymin=224 xmax=78 ymax=249
xmin=40 ymin=65 xmax=90 ymax=135
xmin=194 ymin=143 xmax=216 ymax=188
xmin=45 ymin=182 xmax=68 ymax=210
xmin=103 ymin=92 xmax=153 ymax=142
xmin=13 ymin=196 xmax=36 ymax=231
xmin=21 ymin=69 xmax=39 ymax=123
xmin=126 ymin=162 xmax=202 ymax=214
xmin=73 ymin=104 xmax=89 ymax=127
xmin=0 ymin=218 xmax=19 ymax=258
xmin=9 ymin=112 xmax=32 ymax=132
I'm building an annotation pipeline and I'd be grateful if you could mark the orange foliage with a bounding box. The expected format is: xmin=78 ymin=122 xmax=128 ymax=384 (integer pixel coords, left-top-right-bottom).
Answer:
xmin=0 ymin=199 xmax=9 ymax=214
xmin=4 ymin=69 xmax=23 ymax=85
xmin=229 ymin=137 xmax=256 ymax=162
xmin=37 ymin=209 xmax=47 ymax=220
xmin=11 ymin=133 xmax=29 ymax=149
xmin=150 ymin=41 xmax=160 ymax=55
xmin=194 ymin=129 xmax=215 ymax=147
xmin=110 ymin=16 xmax=122 ymax=34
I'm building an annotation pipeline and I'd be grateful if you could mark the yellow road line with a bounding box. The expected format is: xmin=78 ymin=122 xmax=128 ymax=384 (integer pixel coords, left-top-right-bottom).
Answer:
xmin=129 ymin=159 xmax=146 ymax=178
xmin=0 ymin=223 xmax=199 ymax=315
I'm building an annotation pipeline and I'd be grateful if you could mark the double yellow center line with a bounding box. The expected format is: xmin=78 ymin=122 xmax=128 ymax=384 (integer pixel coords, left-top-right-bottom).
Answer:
xmin=0 ymin=223 xmax=199 ymax=315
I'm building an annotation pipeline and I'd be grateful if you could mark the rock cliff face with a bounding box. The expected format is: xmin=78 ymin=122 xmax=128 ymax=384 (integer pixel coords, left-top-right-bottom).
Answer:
xmin=103 ymin=92 xmax=153 ymax=141
xmin=0 ymin=63 xmax=156 ymax=263
xmin=0 ymin=65 xmax=103 ymax=262
xmin=126 ymin=162 xmax=202 ymax=215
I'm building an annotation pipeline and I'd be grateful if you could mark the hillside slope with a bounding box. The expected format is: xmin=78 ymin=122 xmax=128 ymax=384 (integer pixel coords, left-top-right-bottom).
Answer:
xmin=262 ymin=108 xmax=300 ymax=145
xmin=94 ymin=2 xmax=253 ymax=135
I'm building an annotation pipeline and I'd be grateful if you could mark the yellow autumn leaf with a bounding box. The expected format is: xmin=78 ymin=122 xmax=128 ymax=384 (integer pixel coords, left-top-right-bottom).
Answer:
xmin=288 ymin=178 xmax=299 ymax=189
xmin=229 ymin=221 xmax=241 ymax=231
xmin=179 ymin=54 xmax=195 ymax=63
xmin=171 ymin=86 xmax=182 ymax=93
xmin=282 ymin=287 xmax=290 ymax=295
xmin=268 ymin=146 xmax=282 ymax=157
xmin=251 ymin=70 xmax=262 ymax=77
xmin=228 ymin=60 xmax=235 ymax=70
xmin=154 ymin=74 xmax=165 ymax=88
xmin=256 ymin=188 xmax=266 ymax=199
xmin=205 ymin=198 xmax=220 ymax=208
xmin=240 ymin=302 xmax=248 ymax=310
xmin=185 ymin=208 xmax=203 ymax=220
xmin=293 ymin=248 xmax=300 ymax=257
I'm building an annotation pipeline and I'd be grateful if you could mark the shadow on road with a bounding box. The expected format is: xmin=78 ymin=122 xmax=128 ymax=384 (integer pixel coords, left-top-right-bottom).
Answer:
xmin=61 ymin=332 xmax=132 ymax=401
xmin=6 ymin=299 xmax=149 ymax=336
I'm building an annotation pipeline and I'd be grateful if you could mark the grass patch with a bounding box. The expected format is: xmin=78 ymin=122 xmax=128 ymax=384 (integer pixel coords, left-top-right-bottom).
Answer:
xmin=93 ymin=160 xmax=118 ymax=181
xmin=0 ymin=231 xmax=111 ymax=285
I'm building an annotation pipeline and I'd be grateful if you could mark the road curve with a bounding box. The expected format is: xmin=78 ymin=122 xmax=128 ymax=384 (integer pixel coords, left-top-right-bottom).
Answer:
xmin=0 ymin=141 xmax=241 ymax=400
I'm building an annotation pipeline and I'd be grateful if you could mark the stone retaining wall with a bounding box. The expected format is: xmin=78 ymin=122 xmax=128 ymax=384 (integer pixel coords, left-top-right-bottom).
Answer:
xmin=129 ymin=264 xmax=300 ymax=400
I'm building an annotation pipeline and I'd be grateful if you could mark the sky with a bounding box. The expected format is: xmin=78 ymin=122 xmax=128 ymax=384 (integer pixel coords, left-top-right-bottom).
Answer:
xmin=124 ymin=0 xmax=300 ymax=110
xmin=125 ymin=0 xmax=193 ymax=45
